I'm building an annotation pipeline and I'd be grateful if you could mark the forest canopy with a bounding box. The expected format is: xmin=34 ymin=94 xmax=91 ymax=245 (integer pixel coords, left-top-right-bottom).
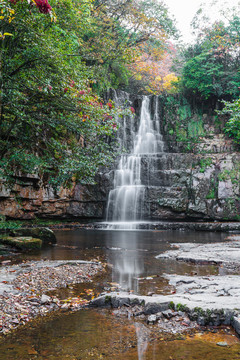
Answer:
xmin=0 ymin=0 xmax=176 ymax=185
xmin=173 ymin=4 xmax=240 ymax=145
xmin=0 ymin=0 xmax=239 ymax=187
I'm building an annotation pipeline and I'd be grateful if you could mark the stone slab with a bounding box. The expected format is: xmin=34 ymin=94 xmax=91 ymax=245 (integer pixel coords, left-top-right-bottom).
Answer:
xmin=156 ymin=237 xmax=240 ymax=267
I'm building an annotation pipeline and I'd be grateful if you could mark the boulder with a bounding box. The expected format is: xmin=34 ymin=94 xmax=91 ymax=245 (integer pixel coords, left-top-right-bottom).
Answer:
xmin=11 ymin=227 xmax=56 ymax=244
xmin=0 ymin=236 xmax=42 ymax=250
xmin=143 ymin=302 xmax=169 ymax=315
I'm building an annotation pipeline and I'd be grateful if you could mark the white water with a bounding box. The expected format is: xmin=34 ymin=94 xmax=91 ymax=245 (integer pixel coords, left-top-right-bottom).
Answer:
xmin=106 ymin=96 xmax=164 ymax=229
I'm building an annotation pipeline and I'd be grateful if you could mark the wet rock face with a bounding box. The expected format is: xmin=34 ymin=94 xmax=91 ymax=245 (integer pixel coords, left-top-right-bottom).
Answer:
xmin=143 ymin=152 xmax=240 ymax=221
xmin=0 ymin=175 xmax=110 ymax=220
xmin=118 ymin=152 xmax=239 ymax=221
xmin=90 ymin=290 xmax=240 ymax=334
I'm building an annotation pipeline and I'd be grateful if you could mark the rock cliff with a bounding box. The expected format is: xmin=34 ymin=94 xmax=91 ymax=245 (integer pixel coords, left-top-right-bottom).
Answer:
xmin=0 ymin=174 xmax=109 ymax=219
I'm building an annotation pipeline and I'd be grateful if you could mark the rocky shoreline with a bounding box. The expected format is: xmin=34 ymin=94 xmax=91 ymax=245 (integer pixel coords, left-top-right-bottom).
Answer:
xmin=90 ymin=233 xmax=240 ymax=336
xmin=0 ymin=260 xmax=103 ymax=335
xmin=1 ymin=229 xmax=240 ymax=339
xmin=110 ymin=303 xmax=199 ymax=334
xmin=90 ymin=288 xmax=240 ymax=335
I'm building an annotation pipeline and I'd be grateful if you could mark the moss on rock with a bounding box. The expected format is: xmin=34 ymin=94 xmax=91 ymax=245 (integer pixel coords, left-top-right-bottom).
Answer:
xmin=11 ymin=227 xmax=56 ymax=244
xmin=0 ymin=236 xmax=42 ymax=250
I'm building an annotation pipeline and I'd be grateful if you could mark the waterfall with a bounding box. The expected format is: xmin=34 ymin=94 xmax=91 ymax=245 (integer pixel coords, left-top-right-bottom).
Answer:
xmin=106 ymin=94 xmax=164 ymax=229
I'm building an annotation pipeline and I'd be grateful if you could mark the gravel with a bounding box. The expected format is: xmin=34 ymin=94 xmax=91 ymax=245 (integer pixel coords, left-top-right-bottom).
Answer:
xmin=0 ymin=260 xmax=103 ymax=335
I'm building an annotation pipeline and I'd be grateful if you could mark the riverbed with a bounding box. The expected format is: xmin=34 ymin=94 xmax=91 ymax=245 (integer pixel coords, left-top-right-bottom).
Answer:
xmin=1 ymin=229 xmax=240 ymax=359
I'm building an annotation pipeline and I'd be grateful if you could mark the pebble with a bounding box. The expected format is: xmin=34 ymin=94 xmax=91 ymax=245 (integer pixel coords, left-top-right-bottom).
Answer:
xmin=1 ymin=260 xmax=11 ymax=266
xmin=162 ymin=309 xmax=175 ymax=319
xmin=216 ymin=342 xmax=228 ymax=347
xmin=40 ymin=294 xmax=51 ymax=304
xmin=147 ymin=315 xmax=157 ymax=324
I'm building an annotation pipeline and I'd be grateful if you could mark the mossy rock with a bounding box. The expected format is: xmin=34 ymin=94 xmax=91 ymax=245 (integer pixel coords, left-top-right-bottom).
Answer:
xmin=0 ymin=236 xmax=42 ymax=250
xmin=0 ymin=243 xmax=10 ymax=255
xmin=11 ymin=227 xmax=56 ymax=244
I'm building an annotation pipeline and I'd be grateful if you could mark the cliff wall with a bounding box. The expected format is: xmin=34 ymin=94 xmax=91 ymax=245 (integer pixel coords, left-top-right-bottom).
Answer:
xmin=0 ymin=174 xmax=109 ymax=220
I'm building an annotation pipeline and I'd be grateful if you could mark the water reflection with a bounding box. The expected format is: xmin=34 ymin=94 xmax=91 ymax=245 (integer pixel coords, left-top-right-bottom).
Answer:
xmin=1 ymin=308 xmax=240 ymax=360
xmin=11 ymin=229 xmax=231 ymax=295
xmin=1 ymin=229 xmax=240 ymax=360
xmin=135 ymin=323 xmax=149 ymax=360
xmin=106 ymin=231 xmax=144 ymax=292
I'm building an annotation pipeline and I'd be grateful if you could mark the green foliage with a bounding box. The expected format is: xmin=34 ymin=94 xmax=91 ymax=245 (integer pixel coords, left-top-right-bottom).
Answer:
xmin=187 ymin=119 xmax=205 ymax=138
xmin=182 ymin=52 xmax=225 ymax=99
xmin=169 ymin=301 xmax=175 ymax=310
xmin=163 ymin=95 xmax=206 ymax=149
xmin=0 ymin=0 xmax=133 ymax=185
xmin=105 ymin=295 xmax=111 ymax=303
xmin=218 ymin=166 xmax=240 ymax=184
xmin=206 ymin=188 xmax=215 ymax=200
xmin=0 ymin=0 xmax=177 ymax=186
xmin=218 ymin=98 xmax=240 ymax=146
xmin=224 ymin=198 xmax=240 ymax=220
xmin=82 ymin=0 xmax=177 ymax=92
xmin=199 ymin=158 xmax=212 ymax=173
xmin=179 ymin=20 xmax=240 ymax=103
xmin=193 ymin=307 xmax=205 ymax=317
xmin=0 ymin=214 xmax=6 ymax=222
xmin=177 ymin=104 xmax=192 ymax=120
xmin=176 ymin=303 xmax=188 ymax=312
xmin=0 ymin=221 xmax=21 ymax=230
xmin=175 ymin=126 xmax=187 ymax=142
xmin=206 ymin=177 xmax=217 ymax=200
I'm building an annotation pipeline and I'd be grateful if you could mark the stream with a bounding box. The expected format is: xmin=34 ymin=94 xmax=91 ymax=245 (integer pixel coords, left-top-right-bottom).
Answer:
xmin=1 ymin=229 xmax=240 ymax=359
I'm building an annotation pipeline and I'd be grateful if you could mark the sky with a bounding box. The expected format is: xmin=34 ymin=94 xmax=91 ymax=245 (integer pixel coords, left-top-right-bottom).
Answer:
xmin=165 ymin=0 xmax=240 ymax=43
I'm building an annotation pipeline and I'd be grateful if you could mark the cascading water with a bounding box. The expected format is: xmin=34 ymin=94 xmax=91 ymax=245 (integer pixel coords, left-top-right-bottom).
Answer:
xmin=106 ymin=95 xmax=164 ymax=229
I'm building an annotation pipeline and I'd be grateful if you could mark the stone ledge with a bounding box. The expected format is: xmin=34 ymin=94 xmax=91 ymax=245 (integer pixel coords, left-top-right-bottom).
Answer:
xmin=90 ymin=289 xmax=240 ymax=334
xmin=156 ymin=236 xmax=240 ymax=268
xmin=94 ymin=221 xmax=240 ymax=231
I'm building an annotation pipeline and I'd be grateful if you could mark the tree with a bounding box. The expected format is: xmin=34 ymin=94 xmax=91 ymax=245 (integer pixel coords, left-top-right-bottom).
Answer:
xmin=0 ymin=0 xmax=176 ymax=185
xmin=81 ymin=0 xmax=178 ymax=92
xmin=0 ymin=0 xmax=126 ymax=185
xmin=179 ymin=18 xmax=240 ymax=104
xmin=218 ymin=98 xmax=240 ymax=146
xmin=128 ymin=41 xmax=178 ymax=94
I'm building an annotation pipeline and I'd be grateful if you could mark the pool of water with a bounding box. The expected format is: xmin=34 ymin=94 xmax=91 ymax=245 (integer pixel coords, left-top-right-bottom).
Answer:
xmin=0 ymin=308 xmax=240 ymax=360
xmin=1 ymin=229 xmax=240 ymax=359
xmin=15 ymin=229 xmax=230 ymax=261
xmin=12 ymin=229 xmax=231 ymax=294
